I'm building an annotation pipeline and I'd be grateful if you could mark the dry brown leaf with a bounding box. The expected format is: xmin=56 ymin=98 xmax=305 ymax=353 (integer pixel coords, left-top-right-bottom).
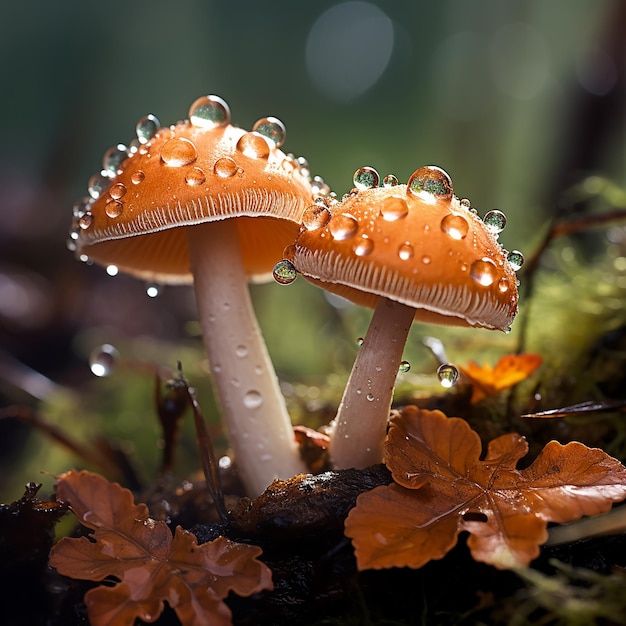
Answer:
xmin=49 ymin=470 xmax=272 ymax=626
xmin=460 ymin=353 xmax=542 ymax=403
xmin=345 ymin=407 xmax=626 ymax=571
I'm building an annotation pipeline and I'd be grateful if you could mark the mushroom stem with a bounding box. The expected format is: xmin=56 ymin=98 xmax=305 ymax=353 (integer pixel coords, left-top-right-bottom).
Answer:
xmin=329 ymin=297 xmax=415 ymax=469
xmin=187 ymin=220 xmax=306 ymax=496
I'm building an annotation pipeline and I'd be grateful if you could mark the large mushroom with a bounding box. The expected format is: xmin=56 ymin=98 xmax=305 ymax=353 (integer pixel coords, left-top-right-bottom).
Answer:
xmin=68 ymin=95 xmax=328 ymax=495
xmin=277 ymin=165 xmax=521 ymax=469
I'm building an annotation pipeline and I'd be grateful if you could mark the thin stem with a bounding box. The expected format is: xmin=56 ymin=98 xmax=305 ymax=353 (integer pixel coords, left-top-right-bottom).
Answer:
xmin=187 ymin=384 xmax=228 ymax=523
xmin=187 ymin=220 xmax=306 ymax=496
xmin=329 ymin=297 xmax=415 ymax=469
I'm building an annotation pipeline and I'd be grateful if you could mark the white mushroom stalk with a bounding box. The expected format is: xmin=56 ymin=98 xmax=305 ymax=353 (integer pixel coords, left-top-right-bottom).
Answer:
xmin=67 ymin=95 xmax=328 ymax=496
xmin=188 ymin=220 xmax=306 ymax=494
xmin=330 ymin=297 xmax=415 ymax=468
xmin=279 ymin=166 xmax=522 ymax=470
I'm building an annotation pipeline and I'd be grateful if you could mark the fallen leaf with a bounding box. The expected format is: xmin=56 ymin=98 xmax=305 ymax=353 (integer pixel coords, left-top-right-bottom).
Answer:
xmin=49 ymin=470 xmax=272 ymax=626
xmin=460 ymin=353 xmax=542 ymax=403
xmin=345 ymin=407 xmax=626 ymax=571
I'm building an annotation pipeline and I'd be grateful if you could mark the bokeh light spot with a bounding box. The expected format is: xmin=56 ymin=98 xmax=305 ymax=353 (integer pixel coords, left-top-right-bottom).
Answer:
xmin=306 ymin=2 xmax=394 ymax=103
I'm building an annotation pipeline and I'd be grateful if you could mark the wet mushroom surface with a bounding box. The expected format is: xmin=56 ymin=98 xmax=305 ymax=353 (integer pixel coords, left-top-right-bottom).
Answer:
xmin=277 ymin=165 xmax=522 ymax=469
xmin=68 ymin=95 xmax=332 ymax=496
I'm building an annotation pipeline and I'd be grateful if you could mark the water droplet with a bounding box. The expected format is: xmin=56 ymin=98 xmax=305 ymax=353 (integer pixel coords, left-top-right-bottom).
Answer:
xmin=399 ymin=361 xmax=411 ymax=373
xmin=235 ymin=345 xmax=248 ymax=358
xmin=185 ymin=167 xmax=206 ymax=186
xmin=422 ymin=255 xmax=431 ymax=264
xmin=380 ymin=195 xmax=409 ymax=221
xmin=252 ymin=116 xmax=286 ymax=147
xmin=282 ymin=244 xmax=295 ymax=261
xmin=87 ymin=172 xmax=111 ymax=199
xmin=441 ymin=214 xmax=469 ymax=240
xmin=102 ymin=144 xmax=128 ymax=175
xmin=188 ymin=95 xmax=231 ymax=128
xmin=72 ymin=198 xmax=90 ymax=218
xmin=89 ymin=344 xmax=119 ymax=377
xmin=131 ymin=170 xmax=145 ymax=185
xmin=330 ymin=213 xmax=359 ymax=240
xmin=218 ymin=455 xmax=232 ymax=470
xmin=507 ymin=250 xmax=524 ymax=271
xmin=383 ymin=174 xmax=399 ymax=187
xmin=460 ymin=198 xmax=471 ymax=209
xmin=312 ymin=176 xmax=330 ymax=196
xmin=105 ymin=200 xmax=124 ymax=218
xmin=483 ymin=210 xmax=507 ymax=234
xmin=243 ymin=390 xmax=263 ymax=409
xmin=302 ymin=205 xmax=331 ymax=230
xmin=146 ymin=283 xmax=161 ymax=297
xmin=214 ymin=156 xmax=238 ymax=178
xmin=160 ymin=137 xmax=197 ymax=167
xmin=407 ymin=166 xmax=453 ymax=203
xmin=136 ymin=114 xmax=160 ymax=144
xmin=366 ymin=393 xmax=375 ymax=402
xmin=353 ymin=166 xmax=380 ymax=190
xmin=437 ymin=363 xmax=459 ymax=388
xmin=109 ymin=182 xmax=127 ymax=200
xmin=470 ymin=258 xmax=498 ymax=286
xmin=398 ymin=243 xmax=414 ymax=260
xmin=236 ymin=132 xmax=270 ymax=159
xmin=273 ymin=259 xmax=297 ymax=285
xmin=356 ymin=337 xmax=364 ymax=346
xmin=497 ymin=278 xmax=509 ymax=293
xmin=79 ymin=213 xmax=93 ymax=230
xmin=354 ymin=236 xmax=374 ymax=256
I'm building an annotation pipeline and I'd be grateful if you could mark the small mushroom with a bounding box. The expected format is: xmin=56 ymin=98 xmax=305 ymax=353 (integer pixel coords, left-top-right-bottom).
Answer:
xmin=277 ymin=166 xmax=521 ymax=469
xmin=69 ymin=95 xmax=330 ymax=495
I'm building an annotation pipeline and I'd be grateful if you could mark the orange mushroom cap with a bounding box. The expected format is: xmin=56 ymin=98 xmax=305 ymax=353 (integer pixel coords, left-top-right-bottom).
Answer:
xmin=69 ymin=95 xmax=326 ymax=284
xmin=286 ymin=166 xmax=520 ymax=332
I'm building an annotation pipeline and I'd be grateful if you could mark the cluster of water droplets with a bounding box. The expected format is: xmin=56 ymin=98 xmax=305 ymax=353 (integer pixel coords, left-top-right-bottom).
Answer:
xmin=68 ymin=95 xmax=328 ymax=281
xmin=354 ymin=337 xmax=411 ymax=373
xmin=272 ymin=165 xmax=525 ymax=291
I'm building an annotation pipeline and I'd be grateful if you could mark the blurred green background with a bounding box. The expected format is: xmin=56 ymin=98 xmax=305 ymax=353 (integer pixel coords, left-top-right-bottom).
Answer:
xmin=0 ymin=0 xmax=624 ymax=500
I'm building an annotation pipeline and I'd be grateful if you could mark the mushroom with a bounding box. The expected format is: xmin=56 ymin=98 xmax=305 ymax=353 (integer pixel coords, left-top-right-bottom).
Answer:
xmin=68 ymin=95 xmax=329 ymax=495
xmin=276 ymin=165 xmax=521 ymax=470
